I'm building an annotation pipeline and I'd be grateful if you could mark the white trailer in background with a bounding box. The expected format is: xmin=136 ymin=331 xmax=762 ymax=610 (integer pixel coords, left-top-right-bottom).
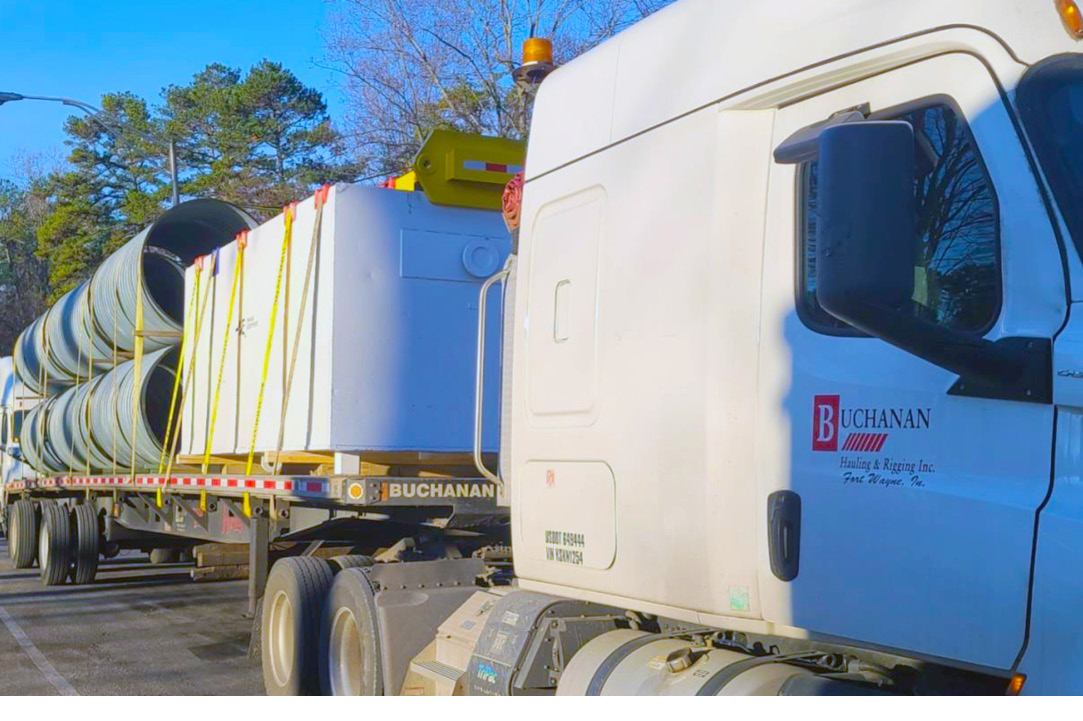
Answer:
xmin=0 ymin=357 xmax=37 ymax=489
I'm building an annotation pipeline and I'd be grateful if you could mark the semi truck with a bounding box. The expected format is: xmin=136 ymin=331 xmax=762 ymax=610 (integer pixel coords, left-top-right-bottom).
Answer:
xmin=315 ymin=0 xmax=1083 ymax=696
xmin=6 ymin=0 xmax=1083 ymax=697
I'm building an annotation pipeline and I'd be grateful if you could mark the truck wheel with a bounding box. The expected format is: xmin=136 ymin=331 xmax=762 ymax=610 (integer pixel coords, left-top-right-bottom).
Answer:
xmin=262 ymin=557 xmax=334 ymax=695
xmin=319 ymin=568 xmax=383 ymax=696
xmin=327 ymin=555 xmax=375 ymax=573
xmin=70 ymin=504 xmax=100 ymax=585
xmin=38 ymin=504 xmax=72 ymax=586
xmin=9 ymin=500 xmax=38 ymax=569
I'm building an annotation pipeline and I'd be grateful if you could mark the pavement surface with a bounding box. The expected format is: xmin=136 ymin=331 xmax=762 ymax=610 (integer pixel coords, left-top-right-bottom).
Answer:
xmin=0 ymin=536 xmax=264 ymax=695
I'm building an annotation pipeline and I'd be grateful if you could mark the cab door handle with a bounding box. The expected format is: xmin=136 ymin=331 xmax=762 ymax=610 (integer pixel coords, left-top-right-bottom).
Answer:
xmin=768 ymin=490 xmax=801 ymax=582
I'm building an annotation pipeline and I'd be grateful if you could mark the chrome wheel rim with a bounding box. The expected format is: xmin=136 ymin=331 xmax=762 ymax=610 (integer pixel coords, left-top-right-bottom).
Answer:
xmin=8 ymin=510 xmax=18 ymax=560
xmin=329 ymin=606 xmax=363 ymax=696
xmin=38 ymin=516 xmax=49 ymax=570
xmin=268 ymin=590 xmax=295 ymax=687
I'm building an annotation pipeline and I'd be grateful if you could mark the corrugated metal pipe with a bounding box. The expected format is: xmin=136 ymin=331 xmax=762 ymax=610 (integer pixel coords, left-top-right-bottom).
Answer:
xmin=13 ymin=199 xmax=254 ymax=394
xmin=18 ymin=347 xmax=180 ymax=475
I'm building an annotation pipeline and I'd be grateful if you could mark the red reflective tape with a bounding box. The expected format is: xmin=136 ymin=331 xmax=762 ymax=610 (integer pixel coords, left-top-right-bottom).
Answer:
xmin=245 ymin=479 xmax=256 ymax=489
xmin=262 ymin=480 xmax=275 ymax=490
xmin=227 ymin=479 xmax=238 ymax=488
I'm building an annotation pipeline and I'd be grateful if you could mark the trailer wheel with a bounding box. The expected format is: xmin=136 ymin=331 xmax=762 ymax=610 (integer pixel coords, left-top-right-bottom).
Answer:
xmin=9 ymin=500 xmax=38 ymax=569
xmin=326 ymin=555 xmax=375 ymax=573
xmin=262 ymin=557 xmax=334 ymax=695
xmin=38 ymin=504 xmax=72 ymax=586
xmin=319 ymin=568 xmax=383 ymax=696
xmin=70 ymin=504 xmax=100 ymax=585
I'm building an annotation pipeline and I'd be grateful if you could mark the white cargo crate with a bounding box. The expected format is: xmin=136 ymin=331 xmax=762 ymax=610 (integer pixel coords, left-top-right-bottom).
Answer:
xmin=180 ymin=183 xmax=508 ymax=461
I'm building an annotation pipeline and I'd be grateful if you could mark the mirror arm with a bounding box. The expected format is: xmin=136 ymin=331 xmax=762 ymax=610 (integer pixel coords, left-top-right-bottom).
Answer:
xmin=822 ymin=296 xmax=1051 ymax=403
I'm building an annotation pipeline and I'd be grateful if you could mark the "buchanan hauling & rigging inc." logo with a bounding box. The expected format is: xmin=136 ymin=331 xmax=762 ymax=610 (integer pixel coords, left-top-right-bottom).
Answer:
xmin=812 ymin=395 xmax=931 ymax=453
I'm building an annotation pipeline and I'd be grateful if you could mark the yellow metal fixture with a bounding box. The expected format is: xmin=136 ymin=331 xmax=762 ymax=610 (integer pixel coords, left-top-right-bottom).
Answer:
xmin=412 ymin=129 xmax=526 ymax=210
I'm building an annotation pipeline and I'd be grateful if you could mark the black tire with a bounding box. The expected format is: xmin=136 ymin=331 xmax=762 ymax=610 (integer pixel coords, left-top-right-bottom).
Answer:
xmin=149 ymin=548 xmax=179 ymax=564
xmin=319 ymin=568 xmax=383 ymax=696
xmin=38 ymin=504 xmax=72 ymax=586
xmin=326 ymin=555 xmax=375 ymax=573
xmin=261 ymin=557 xmax=335 ymax=696
xmin=9 ymin=500 xmax=38 ymax=569
xmin=70 ymin=504 xmax=100 ymax=585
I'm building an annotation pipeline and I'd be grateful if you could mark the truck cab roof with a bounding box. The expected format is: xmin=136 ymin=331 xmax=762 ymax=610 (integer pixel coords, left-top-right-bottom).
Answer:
xmin=527 ymin=0 xmax=1078 ymax=178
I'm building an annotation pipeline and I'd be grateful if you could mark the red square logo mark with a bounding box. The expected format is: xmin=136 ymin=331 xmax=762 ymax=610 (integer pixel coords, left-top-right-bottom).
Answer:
xmin=813 ymin=395 xmax=840 ymax=451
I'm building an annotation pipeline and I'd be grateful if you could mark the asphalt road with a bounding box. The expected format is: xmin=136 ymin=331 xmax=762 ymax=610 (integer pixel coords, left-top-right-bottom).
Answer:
xmin=0 ymin=536 xmax=264 ymax=695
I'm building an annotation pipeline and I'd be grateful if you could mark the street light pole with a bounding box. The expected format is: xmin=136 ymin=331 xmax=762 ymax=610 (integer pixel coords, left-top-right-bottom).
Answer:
xmin=0 ymin=91 xmax=180 ymax=207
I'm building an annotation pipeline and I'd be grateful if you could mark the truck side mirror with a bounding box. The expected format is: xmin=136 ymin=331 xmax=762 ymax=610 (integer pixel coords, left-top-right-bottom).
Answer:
xmin=816 ymin=121 xmax=916 ymax=327
xmin=813 ymin=121 xmax=1049 ymax=402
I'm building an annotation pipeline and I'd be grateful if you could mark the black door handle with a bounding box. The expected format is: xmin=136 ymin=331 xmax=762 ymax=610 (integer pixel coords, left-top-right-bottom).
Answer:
xmin=768 ymin=490 xmax=801 ymax=582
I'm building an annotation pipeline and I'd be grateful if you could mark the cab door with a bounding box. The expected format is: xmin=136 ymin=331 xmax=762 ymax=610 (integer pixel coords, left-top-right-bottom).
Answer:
xmin=757 ymin=53 xmax=1065 ymax=669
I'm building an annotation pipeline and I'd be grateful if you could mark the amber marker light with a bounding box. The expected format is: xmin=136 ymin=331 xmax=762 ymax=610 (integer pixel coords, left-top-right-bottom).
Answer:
xmin=1057 ymin=0 xmax=1083 ymax=38
xmin=1006 ymin=673 xmax=1027 ymax=696
xmin=522 ymin=37 xmax=554 ymax=66
xmin=513 ymin=37 xmax=556 ymax=86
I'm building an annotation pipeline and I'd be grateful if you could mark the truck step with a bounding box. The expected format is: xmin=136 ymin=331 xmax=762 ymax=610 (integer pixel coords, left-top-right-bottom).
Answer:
xmin=413 ymin=659 xmax=463 ymax=682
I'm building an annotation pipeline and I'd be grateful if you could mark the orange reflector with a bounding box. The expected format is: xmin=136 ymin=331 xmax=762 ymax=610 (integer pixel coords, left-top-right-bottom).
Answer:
xmin=522 ymin=37 xmax=553 ymax=65
xmin=1007 ymin=673 xmax=1027 ymax=696
xmin=1058 ymin=0 xmax=1083 ymax=38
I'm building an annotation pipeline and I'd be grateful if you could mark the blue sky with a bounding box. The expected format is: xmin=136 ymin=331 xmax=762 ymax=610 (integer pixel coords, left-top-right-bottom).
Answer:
xmin=0 ymin=0 xmax=346 ymax=179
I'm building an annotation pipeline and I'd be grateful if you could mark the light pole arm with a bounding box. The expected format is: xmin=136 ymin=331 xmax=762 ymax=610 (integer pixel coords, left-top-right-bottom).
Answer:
xmin=2 ymin=92 xmax=180 ymax=207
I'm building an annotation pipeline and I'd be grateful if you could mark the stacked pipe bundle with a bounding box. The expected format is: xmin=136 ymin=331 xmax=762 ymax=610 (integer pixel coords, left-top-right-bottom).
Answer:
xmin=14 ymin=200 xmax=254 ymax=475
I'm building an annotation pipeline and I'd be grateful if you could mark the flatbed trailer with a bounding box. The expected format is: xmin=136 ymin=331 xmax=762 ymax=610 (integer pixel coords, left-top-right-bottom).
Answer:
xmin=2 ymin=472 xmax=507 ymax=614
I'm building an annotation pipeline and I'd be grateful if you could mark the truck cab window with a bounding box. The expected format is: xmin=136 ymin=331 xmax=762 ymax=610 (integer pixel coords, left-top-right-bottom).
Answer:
xmin=798 ymin=102 xmax=1001 ymax=336
xmin=1019 ymin=55 xmax=1083 ymax=263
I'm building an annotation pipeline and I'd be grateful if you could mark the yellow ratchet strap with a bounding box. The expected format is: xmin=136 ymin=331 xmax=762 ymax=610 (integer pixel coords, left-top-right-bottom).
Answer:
xmin=129 ymin=255 xmax=146 ymax=481
xmin=158 ymin=269 xmax=201 ymax=473
xmin=247 ymin=203 xmax=295 ymax=475
xmin=162 ymin=255 xmax=216 ymax=483
xmin=203 ymin=231 xmax=247 ymax=473
xmin=272 ymin=184 xmax=331 ymax=475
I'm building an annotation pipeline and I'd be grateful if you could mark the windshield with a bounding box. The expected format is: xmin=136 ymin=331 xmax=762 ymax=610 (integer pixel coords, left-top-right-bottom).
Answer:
xmin=1018 ymin=55 xmax=1083 ymax=258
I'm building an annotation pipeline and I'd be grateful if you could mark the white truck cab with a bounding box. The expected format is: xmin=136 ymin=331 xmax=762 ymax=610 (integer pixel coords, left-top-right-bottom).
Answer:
xmin=501 ymin=0 xmax=1083 ymax=695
